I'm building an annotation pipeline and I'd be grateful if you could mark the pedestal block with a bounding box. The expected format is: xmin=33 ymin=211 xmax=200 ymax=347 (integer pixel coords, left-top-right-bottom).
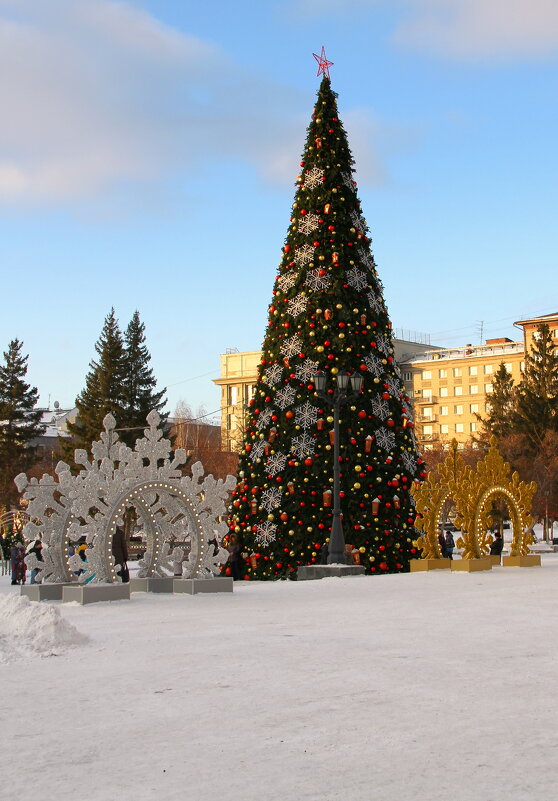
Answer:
xmin=488 ymin=555 xmax=502 ymax=567
xmin=173 ymin=577 xmax=234 ymax=594
xmin=21 ymin=583 xmax=70 ymax=601
xmin=410 ymin=558 xmax=451 ymax=572
xmin=129 ymin=577 xmax=175 ymax=593
xmin=62 ymin=583 xmax=130 ymax=604
xmin=297 ymin=564 xmax=365 ymax=581
xmin=451 ymin=557 xmax=493 ymax=572
xmin=502 ymin=554 xmax=541 ymax=568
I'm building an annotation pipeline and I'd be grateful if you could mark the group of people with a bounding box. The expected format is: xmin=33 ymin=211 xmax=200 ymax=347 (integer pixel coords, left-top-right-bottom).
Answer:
xmin=9 ymin=536 xmax=44 ymax=585
xmin=438 ymin=527 xmax=504 ymax=559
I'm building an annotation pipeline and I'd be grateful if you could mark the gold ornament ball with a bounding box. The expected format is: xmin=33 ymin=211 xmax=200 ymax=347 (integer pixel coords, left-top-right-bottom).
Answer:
xmin=331 ymin=367 xmax=339 ymax=374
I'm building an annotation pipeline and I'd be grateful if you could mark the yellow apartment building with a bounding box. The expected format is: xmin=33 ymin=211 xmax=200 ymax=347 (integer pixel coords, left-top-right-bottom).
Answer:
xmin=214 ymin=337 xmax=440 ymax=451
xmin=214 ymin=312 xmax=558 ymax=453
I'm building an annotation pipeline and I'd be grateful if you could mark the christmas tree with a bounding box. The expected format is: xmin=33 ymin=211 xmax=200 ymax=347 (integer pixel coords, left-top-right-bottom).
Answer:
xmin=229 ymin=60 xmax=425 ymax=579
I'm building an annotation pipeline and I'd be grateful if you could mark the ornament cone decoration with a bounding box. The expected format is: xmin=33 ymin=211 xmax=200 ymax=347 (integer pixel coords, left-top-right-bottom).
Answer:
xmin=229 ymin=66 xmax=425 ymax=579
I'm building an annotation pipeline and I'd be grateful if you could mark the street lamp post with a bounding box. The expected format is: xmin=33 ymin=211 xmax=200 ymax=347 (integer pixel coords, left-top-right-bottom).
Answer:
xmin=314 ymin=370 xmax=364 ymax=564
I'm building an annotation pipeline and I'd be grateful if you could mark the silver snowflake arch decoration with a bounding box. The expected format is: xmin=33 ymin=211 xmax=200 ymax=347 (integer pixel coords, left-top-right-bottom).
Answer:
xmin=16 ymin=412 xmax=235 ymax=584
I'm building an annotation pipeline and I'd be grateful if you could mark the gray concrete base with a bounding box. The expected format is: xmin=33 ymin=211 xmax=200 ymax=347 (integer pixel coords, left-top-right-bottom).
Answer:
xmin=297 ymin=564 xmax=366 ymax=581
xmin=21 ymin=583 xmax=71 ymax=601
xmin=62 ymin=583 xmax=131 ymax=604
xmin=173 ymin=577 xmax=234 ymax=594
xmin=129 ymin=577 xmax=175 ymax=593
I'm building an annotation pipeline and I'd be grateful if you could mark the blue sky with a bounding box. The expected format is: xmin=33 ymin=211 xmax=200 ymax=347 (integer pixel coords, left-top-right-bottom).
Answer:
xmin=1 ymin=0 xmax=557 ymax=421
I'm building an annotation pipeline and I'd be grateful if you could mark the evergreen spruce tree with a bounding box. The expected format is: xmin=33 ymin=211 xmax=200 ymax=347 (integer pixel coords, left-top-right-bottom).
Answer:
xmin=477 ymin=362 xmax=515 ymax=440
xmin=514 ymin=323 xmax=558 ymax=446
xmin=122 ymin=310 xmax=167 ymax=446
xmin=0 ymin=339 xmax=45 ymax=507
xmin=65 ymin=308 xmax=126 ymax=452
xmin=229 ymin=74 xmax=425 ymax=579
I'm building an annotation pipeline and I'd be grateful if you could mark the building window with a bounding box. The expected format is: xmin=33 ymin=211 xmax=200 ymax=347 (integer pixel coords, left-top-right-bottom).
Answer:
xmin=422 ymin=407 xmax=433 ymax=420
xmin=455 ymin=423 xmax=464 ymax=433
xmin=470 ymin=403 xmax=479 ymax=414
xmin=453 ymin=367 xmax=462 ymax=377
xmin=520 ymin=361 xmax=525 ymax=371
xmin=440 ymin=387 xmax=449 ymax=397
xmin=440 ymin=406 xmax=449 ymax=416
xmin=503 ymin=363 xmax=512 ymax=373
xmin=423 ymin=424 xmax=433 ymax=436
xmin=403 ymin=371 xmax=412 ymax=381
xmin=229 ymin=386 xmax=238 ymax=405
xmin=422 ymin=370 xmax=432 ymax=379
xmin=440 ymin=424 xmax=449 ymax=434
xmin=469 ymin=384 xmax=478 ymax=394
xmin=469 ymin=366 xmax=478 ymax=376
xmin=422 ymin=389 xmax=432 ymax=400
xmin=484 ymin=364 xmax=493 ymax=375
xmin=438 ymin=369 xmax=447 ymax=378
xmin=470 ymin=422 xmax=477 ymax=433
xmin=454 ymin=405 xmax=463 ymax=415
xmin=485 ymin=383 xmax=493 ymax=393
xmin=454 ymin=386 xmax=463 ymax=396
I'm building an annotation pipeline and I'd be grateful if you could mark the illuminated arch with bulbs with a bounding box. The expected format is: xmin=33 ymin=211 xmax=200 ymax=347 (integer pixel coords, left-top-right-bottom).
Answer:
xmin=411 ymin=441 xmax=472 ymax=559
xmin=411 ymin=438 xmax=537 ymax=562
xmin=454 ymin=437 xmax=536 ymax=559
xmin=16 ymin=411 xmax=235 ymax=585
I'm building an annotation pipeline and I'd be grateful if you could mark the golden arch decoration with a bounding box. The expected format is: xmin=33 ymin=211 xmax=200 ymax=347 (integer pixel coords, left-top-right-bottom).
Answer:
xmin=411 ymin=443 xmax=472 ymax=560
xmin=411 ymin=437 xmax=538 ymax=570
xmin=455 ymin=439 xmax=536 ymax=559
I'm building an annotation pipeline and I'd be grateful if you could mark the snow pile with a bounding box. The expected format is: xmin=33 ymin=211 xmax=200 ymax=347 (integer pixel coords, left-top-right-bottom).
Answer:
xmin=0 ymin=594 xmax=89 ymax=662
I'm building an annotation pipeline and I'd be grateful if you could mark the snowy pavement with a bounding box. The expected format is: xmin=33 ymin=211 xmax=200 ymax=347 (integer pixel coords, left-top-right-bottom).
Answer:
xmin=2 ymin=557 xmax=558 ymax=801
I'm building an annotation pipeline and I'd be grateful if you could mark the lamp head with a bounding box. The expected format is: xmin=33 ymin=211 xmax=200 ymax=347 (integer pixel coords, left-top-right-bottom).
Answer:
xmin=314 ymin=371 xmax=327 ymax=394
xmin=350 ymin=373 xmax=364 ymax=394
xmin=336 ymin=371 xmax=349 ymax=392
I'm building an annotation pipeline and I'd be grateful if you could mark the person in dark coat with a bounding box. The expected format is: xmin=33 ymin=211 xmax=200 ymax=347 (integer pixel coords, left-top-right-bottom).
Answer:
xmin=26 ymin=537 xmax=44 ymax=584
xmin=438 ymin=530 xmax=447 ymax=558
xmin=444 ymin=530 xmax=455 ymax=560
xmin=490 ymin=531 xmax=504 ymax=556
xmin=10 ymin=543 xmax=26 ymax=584
xmin=112 ymin=526 xmax=129 ymax=582
xmin=226 ymin=534 xmax=242 ymax=581
xmin=10 ymin=543 xmax=20 ymax=585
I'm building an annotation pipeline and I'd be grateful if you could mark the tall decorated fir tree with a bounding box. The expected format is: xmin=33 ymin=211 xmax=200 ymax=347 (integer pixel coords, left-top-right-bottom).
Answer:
xmin=229 ymin=60 xmax=425 ymax=579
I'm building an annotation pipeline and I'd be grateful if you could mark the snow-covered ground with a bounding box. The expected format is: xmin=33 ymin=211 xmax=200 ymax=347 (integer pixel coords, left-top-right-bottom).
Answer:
xmin=2 ymin=555 xmax=558 ymax=801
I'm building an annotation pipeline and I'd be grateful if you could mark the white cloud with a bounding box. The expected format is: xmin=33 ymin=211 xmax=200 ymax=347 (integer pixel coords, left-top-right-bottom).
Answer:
xmin=0 ymin=0 xmax=309 ymax=204
xmin=395 ymin=0 xmax=558 ymax=59
xmin=288 ymin=0 xmax=558 ymax=59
